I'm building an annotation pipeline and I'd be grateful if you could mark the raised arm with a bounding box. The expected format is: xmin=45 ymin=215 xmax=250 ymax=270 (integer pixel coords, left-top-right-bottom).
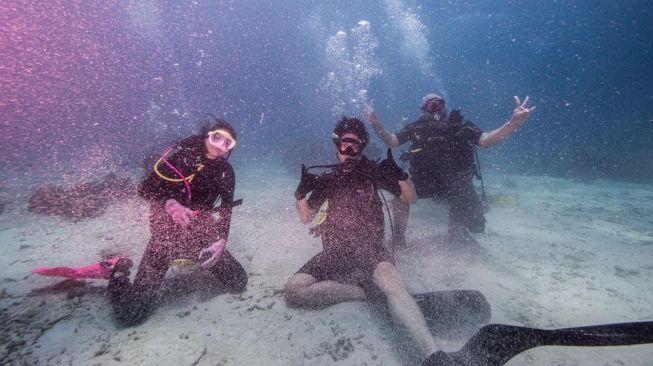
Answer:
xmin=478 ymin=96 xmax=535 ymax=148
xmin=364 ymin=105 xmax=400 ymax=147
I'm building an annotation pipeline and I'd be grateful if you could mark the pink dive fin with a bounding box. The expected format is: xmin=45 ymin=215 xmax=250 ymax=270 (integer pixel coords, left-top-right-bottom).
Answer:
xmin=32 ymin=257 xmax=123 ymax=279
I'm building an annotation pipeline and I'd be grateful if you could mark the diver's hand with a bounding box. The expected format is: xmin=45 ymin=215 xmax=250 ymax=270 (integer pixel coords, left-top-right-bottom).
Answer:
xmin=510 ymin=96 xmax=535 ymax=126
xmin=198 ymin=239 xmax=226 ymax=269
xmin=295 ymin=164 xmax=320 ymax=200
xmin=164 ymin=199 xmax=194 ymax=226
xmin=380 ymin=148 xmax=409 ymax=181
xmin=363 ymin=104 xmax=379 ymax=125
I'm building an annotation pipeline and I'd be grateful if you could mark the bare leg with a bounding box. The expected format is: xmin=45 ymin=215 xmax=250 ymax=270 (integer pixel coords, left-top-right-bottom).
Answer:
xmin=284 ymin=273 xmax=367 ymax=307
xmin=373 ymin=262 xmax=439 ymax=358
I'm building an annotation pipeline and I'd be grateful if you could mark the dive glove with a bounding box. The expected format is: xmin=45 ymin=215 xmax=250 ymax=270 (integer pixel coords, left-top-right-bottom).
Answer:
xmin=380 ymin=148 xmax=409 ymax=181
xmin=295 ymin=164 xmax=321 ymax=200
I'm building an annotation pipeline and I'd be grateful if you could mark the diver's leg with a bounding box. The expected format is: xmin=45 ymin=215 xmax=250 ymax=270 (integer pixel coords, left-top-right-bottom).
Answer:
xmin=445 ymin=175 xmax=485 ymax=243
xmin=445 ymin=177 xmax=466 ymax=232
xmin=208 ymin=250 xmax=248 ymax=293
xmin=391 ymin=197 xmax=410 ymax=248
xmin=107 ymin=258 xmax=134 ymax=316
xmin=284 ymin=249 xmax=367 ymax=307
xmin=459 ymin=177 xmax=486 ymax=233
xmin=109 ymin=237 xmax=170 ymax=326
xmin=284 ymin=273 xmax=367 ymax=307
xmin=372 ymin=261 xmax=439 ymax=358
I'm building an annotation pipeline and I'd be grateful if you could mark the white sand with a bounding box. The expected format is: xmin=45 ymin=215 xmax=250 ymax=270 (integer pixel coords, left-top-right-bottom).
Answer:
xmin=1 ymin=164 xmax=652 ymax=365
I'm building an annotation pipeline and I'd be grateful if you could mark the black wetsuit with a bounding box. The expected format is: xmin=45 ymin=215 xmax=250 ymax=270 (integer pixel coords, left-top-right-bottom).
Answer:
xmin=395 ymin=110 xmax=486 ymax=232
xmin=109 ymin=135 xmax=247 ymax=326
xmin=297 ymin=157 xmax=400 ymax=284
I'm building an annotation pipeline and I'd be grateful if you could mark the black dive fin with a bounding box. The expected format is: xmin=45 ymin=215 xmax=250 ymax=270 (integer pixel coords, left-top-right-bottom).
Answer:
xmin=423 ymin=321 xmax=653 ymax=366
xmin=413 ymin=290 xmax=491 ymax=336
xmin=213 ymin=198 xmax=243 ymax=211
xmin=544 ymin=321 xmax=653 ymax=346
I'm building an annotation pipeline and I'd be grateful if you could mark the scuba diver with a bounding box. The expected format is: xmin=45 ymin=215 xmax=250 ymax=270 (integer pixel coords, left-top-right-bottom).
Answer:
xmin=107 ymin=117 xmax=248 ymax=326
xmin=284 ymin=116 xmax=448 ymax=361
xmin=364 ymin=94 xmax=535 ymax=246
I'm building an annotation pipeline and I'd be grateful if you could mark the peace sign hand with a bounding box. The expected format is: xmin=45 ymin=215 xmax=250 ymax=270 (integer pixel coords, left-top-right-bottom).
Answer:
xmin=510 ymin=96 xmax=536 ymax=126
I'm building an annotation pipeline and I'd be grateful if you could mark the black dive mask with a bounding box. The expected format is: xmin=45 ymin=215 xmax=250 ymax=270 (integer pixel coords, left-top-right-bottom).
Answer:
xmin=336 ymin=137 xmax=363 ymax=158
xmin=338 ymin=145 xmax=360 ymax=158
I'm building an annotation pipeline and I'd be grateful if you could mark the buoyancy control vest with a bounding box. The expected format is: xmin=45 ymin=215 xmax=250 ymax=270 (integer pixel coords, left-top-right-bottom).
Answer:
xmin=404 ymin=110 xmax=480 ymax=177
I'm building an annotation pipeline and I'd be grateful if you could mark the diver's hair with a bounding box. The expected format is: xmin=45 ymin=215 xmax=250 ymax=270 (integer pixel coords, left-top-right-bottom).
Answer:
xmin=333 ymin=116 xmax=369 ymax=149
xmin=198 ymin=114 xmax=237 ymax=140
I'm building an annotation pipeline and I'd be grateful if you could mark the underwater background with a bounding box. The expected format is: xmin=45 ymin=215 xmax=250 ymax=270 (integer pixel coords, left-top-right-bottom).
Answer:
xmin=2 ymin=0 xmax=652 ymax=181
xmin=1 ymin=1 xmax=653 ymax=365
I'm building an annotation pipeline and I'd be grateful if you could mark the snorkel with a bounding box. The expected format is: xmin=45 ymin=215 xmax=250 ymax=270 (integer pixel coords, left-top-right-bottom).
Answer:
xmin=333 ymin=134 xmax=363 ymax=159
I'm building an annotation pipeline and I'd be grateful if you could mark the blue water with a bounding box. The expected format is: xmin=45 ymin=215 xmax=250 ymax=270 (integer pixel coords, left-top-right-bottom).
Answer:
xmin=2 ymin=1 xmax=652 ymax=181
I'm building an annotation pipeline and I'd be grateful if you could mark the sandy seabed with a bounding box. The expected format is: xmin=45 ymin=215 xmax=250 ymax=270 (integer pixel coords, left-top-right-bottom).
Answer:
xmin=1 ymin=162 xmax=652 ymax=365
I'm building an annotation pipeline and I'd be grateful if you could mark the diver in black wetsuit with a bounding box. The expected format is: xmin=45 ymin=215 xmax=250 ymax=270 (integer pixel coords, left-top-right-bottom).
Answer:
xmin=365 ymin=94 xmax=535 ymax=246
xmin=285 ymin=117 xmax=449 ymax=361
xmin=108 ymin=118 xmax=247 ymax=326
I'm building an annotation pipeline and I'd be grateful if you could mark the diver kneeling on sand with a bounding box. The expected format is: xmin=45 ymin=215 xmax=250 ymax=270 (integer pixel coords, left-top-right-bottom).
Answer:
xmin=108 ymin=116 xmax=248 ymax=326
xmin=364 ymin=94 xmax=535 ymax=247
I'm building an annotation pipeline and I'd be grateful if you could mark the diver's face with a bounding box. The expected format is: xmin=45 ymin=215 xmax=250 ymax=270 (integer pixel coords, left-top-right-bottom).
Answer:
xmin=336 ymin=132 xmax=363 ymax=162
xmin=424 ymin=97 xmax=445 ymax=114
xmin=205 ymin=130 xmax=235 ymax=159
xmin=205 ymin=136 xmax=228 ymax=159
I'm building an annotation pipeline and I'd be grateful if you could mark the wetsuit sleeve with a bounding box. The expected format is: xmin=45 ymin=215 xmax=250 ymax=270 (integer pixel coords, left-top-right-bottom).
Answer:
xmin=217 ymin=164 xmax=235 ymax=207
xmin=362 ymin=159 xmax=402 ymax=198
xmin=214 ymin=164 xmax=236 ymax=239
xmin=376 ymin=169 xmax=402 ymax=198
xmin=458 ymin=120 xmax=484 ymax=145
xmin=307 ymin=185 xmax=328 ymax=211
xmin=395 ymin=125 xmax=412 ymax=146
